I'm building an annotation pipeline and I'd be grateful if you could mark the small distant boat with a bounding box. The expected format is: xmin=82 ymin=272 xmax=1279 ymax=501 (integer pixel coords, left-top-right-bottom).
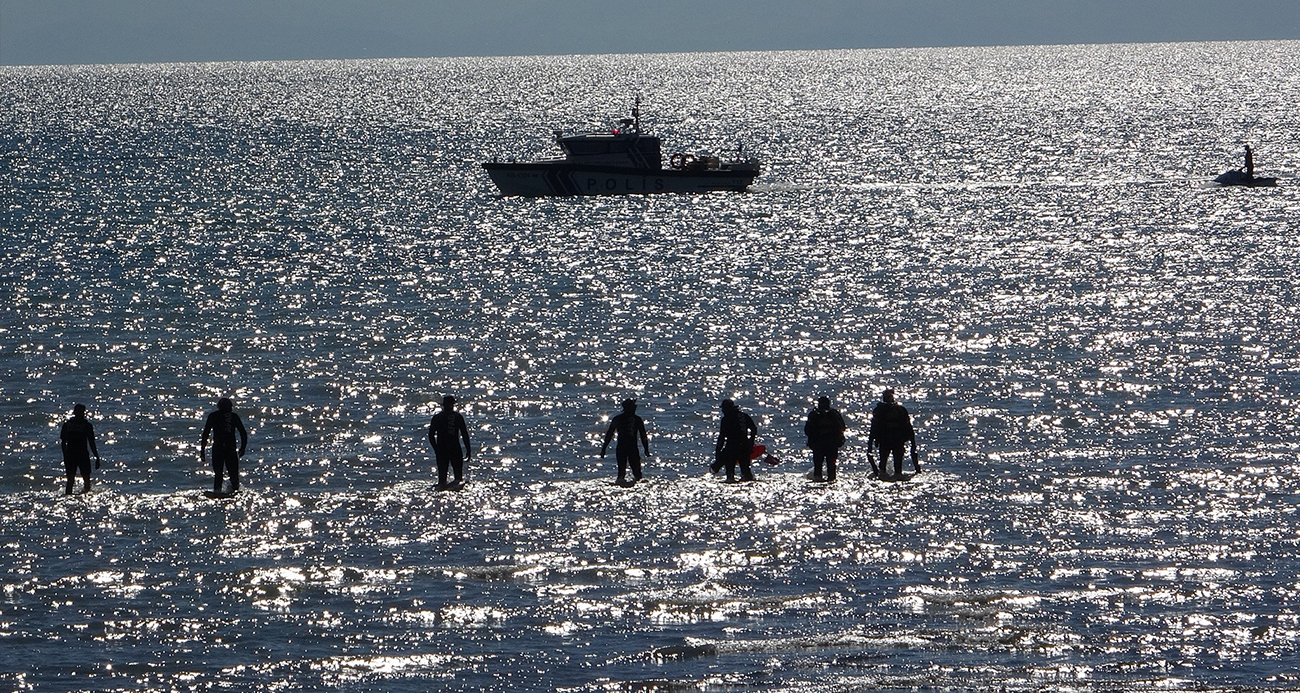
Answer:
xmin=1215 ymin=145 xmax=1277 ymax=187
xmin=482 ymin=100 xmax=761 ymax=196
xmin=1213 ymin=169 xmax=1277 ymax=187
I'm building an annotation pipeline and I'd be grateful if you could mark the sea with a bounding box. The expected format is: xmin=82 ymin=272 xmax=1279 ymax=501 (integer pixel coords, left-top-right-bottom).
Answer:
xmin=2 ymin=40 xmax=1300 ymax=692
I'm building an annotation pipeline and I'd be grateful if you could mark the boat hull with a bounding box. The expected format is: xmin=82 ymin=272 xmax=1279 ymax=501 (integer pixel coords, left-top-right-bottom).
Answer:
xmin=483 ymin=162 xmax=757 ymax=196
xmin=1214 ymin=169 xmax=1278 ymax=187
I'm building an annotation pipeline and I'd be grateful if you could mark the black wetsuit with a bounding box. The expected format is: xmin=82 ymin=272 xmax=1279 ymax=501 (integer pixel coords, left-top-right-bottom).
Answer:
xmin=203 ymin=410 xmax=248 ymax=492
xmin=804 ymin=407 xmax=846 ymax=481
xmin=604 ymin=412 xmax=649 ymax=482
xmin=715 ymin=409 xmax=757 ymax=482
xmin=428 ymin=409 xmax=470 ymax=487
xmin=869 ymin=401 xmax=914 ymax=480
xmin=60 ymin=415 xmax=98 ymax=494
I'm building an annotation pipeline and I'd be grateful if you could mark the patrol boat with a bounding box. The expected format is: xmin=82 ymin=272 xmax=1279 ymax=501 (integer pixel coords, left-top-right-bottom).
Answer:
xmin=482 ymin=101 xmax=761 ymax=196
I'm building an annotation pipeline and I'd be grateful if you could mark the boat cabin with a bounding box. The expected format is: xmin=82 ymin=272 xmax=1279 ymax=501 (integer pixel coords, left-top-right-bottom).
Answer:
xmin=555 ymin=131 xmax=662 ymax=170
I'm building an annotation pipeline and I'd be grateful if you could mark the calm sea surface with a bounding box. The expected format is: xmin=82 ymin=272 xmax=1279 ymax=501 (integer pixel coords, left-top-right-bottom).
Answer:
xmin=3 ymin=41 xmax=1300 ymax=692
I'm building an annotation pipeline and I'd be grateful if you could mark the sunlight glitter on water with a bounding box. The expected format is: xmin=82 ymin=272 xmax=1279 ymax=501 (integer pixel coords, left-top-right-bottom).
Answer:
xmin=5 ymin=41 xmax=1300 ymax=692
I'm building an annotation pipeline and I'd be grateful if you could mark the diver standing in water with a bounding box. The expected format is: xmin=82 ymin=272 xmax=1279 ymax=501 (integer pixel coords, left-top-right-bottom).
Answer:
xmin=601 ymin=398 xmax=651 ymax=485
xmin=804 ymin=396 xmax=846 ymax=482
xmin=428 ymin=395 xmax=472 ymax=490
xmin=867 ymin=389 xmax=919 ymax=481
xmin=713 ymin=399 xmax=758 ymax=483
xmin=1244 ymin=144 xmax=1255 ymax=180
xmin=201 ymin=398 xmax=248 ymax=494
xmin=60 ymin=403 xmax=101 ymax=495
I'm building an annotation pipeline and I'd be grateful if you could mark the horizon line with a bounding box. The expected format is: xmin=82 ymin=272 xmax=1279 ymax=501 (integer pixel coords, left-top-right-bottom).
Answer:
xmin=3 ymin=36 xmax=1296 ymax=70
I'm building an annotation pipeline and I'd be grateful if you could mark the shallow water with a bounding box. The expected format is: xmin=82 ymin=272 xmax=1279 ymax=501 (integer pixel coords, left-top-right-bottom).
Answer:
xmin=2 ymin=41 xmax=1300 ymax=691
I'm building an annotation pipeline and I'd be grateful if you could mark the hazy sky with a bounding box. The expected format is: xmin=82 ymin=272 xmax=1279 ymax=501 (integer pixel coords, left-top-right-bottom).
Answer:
xmin=3 ymin=0 xmax=1299 ymax=66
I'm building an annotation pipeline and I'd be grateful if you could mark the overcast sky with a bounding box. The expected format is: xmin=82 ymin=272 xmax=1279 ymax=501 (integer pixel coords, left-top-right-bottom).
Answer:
xmin=3 ymin=0 xmax=1299 ymax=66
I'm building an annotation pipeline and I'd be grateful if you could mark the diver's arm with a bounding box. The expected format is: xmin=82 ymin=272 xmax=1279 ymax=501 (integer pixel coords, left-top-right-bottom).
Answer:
xmin=88 ymin=422 xmax=100 ymax=467
xmin=459 ymin=416 xmax=471 ymax=461
xmin=236 ymin=416 xmax=248 ymax=457
xmin=200 ymin=417 xmax=211 ymax=463
xmin=638 ymin=418 xmax=650 ymax=455
xmin=601 ymin=419 xmax=616 ymax=456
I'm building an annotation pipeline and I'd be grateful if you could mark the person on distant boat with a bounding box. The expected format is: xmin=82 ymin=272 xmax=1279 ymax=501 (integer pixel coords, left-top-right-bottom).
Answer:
xmin=428 ymin=395 xmax=471 ymax=490
xmin=712 ymin=399 xmax=758 ymax=482
xmin=60 ymin=403 xmax=101 ymax=495
xmin=867 ymin=389 xmax=918 ymax=481
xmin=601 ymin=398 xmax=651 ymax=485
xmin=1244 ymin=144 xmax=1255 ymax=180
xmin=804 ymin=396 xmax=846 ymax=482
xmin=201 ymin=397 xmax=248 ymax=494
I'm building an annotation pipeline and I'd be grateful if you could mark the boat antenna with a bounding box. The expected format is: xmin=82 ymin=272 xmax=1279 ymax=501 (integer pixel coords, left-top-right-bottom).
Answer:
xmin=632 ymin=95 xmax=641 ymax=134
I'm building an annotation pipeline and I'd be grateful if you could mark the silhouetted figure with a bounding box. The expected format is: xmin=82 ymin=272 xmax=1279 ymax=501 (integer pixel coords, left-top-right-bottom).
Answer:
xmin=428 ymin=395 xmax=471 ymax=490
xmin=867 ymin=389 xmax=918 ymax=481
xmin=712 ymin=399 xmax=758 ymax=482
xmin=60 ymin=403 xmax=100 ymax=495
xmin=201 ymin=398 xmax=248 ymax=494
xmin=804 ymin=396 xmax=846 ymax=482
xmin=601 ymin=398 xmax=650 ymax=485
xmin=1214 ymin=144 xmax=1276 ymax=187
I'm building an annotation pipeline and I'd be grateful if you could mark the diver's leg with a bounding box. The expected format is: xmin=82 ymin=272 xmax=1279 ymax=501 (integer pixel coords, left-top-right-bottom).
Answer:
xmin=212 ymin=455 xmax=225 ymax=493
xmin=435 ymin=453 xmax=450 ymax=488
xmin=890 ymin=445 xmax=906 ymax=478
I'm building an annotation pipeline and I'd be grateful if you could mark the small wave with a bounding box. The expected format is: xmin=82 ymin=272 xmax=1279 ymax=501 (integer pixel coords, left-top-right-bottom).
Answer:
xmin=653 ymin=629 xmax=921 ymax=661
